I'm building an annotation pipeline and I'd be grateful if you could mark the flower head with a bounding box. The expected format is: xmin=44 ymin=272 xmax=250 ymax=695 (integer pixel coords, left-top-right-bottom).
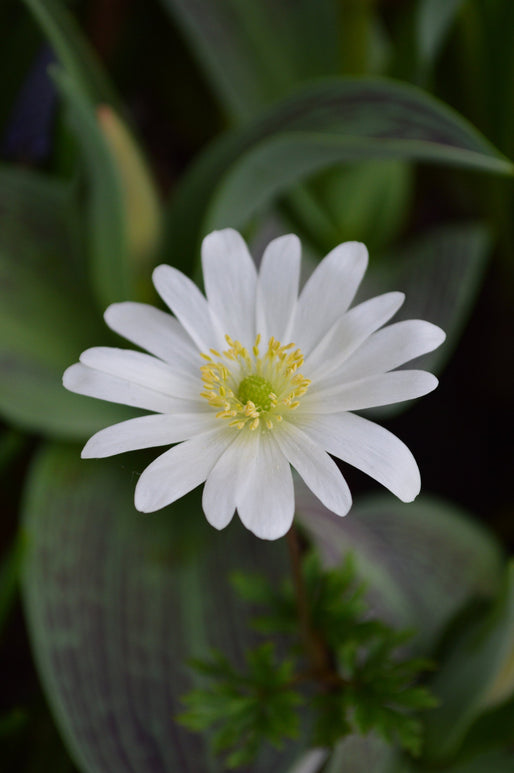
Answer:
xmin=63 ymin=230 xmax=445 ymax=540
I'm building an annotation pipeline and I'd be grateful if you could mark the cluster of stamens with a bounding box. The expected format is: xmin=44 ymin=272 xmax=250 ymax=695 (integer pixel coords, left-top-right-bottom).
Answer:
xmin=200 ymin=334 xmax=311 ymax=432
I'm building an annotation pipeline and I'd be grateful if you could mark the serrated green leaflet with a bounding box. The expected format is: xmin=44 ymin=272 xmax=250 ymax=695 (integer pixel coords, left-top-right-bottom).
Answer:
xmin=297 ymin=491 xmax=504 ymax=654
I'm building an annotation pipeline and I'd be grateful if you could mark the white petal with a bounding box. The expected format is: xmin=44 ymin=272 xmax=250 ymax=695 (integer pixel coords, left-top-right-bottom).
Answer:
xmin=80 ymin=347 xmax=199 ymax=399
xmin=293 ymin=241 xmax=368 ymax=354
xmin=337 ymin=319 xmax=447 ymax=381
xmin=236 ymin=432 xmax=295 ymax=540
xmin=153 ymin=264 xmax=222 ymax=351
xmin=104 ymin=302 xmax=198 ymax=372
xmin=305 ymin=292 xmax=404 ymax=380
xmin=201 ymin=229 xmax=258 ymax=348
xmin=134 ymin=428 xmax=232 ymax=512
xmin=275 ymin=422 xmax=351 ymax=516
xmin=82 ymin=412 xmax=218 ymax=458
xmin=256 ymin=234 xmax=300 ymax=342
xmin=63 ymin=363 xmax=194 ymax=413
xmin=298 ymin=412 xmax=420 ymax=502
xmin=202 ymin=432 xmax=251 ymax=530
xmin=303 ymin=370 xmax=438 ymax=414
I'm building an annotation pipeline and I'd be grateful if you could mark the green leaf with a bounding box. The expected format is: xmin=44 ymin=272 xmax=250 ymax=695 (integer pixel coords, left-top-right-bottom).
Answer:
xmin=53 ymin=69 xmax=132 ymax=308
xmin=423 ymin=562 xmax=514 ymax=762
xmin=22 ymin=443 xmax=302 ymax=773
xmin=416 ymin=0 xmax=467 ymax=73
xmin=0 ymin=166 xmax=134 ymax=438
xmin=307 ymin=160 xmax=413 ymax=252
xmin=364 ymin=221 xmax=492 ymax=378
xmin=297 ymin=491 xmax=504 ymax=654
xmin=180 ymin=643 xmax=301 ymax=768
xmin=165 ymin=77 xmax=513 ymax=269
xmin=21 ymin=0 xmax=120 ymax=107
xmin=322 ymin=733 xmax=402 ymax=773
xmin=158 ymin=0 xmax=340 ymax=122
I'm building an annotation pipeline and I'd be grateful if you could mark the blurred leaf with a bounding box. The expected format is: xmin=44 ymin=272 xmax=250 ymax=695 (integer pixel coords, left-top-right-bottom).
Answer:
xmin=53 ymin=69 xmax=132 ymax=307
xmin=416 ymin=0 xmax=466 ymax=75
xmin=284 ymin=749 xmax=328 ymax=773
xmin=423 ymin=562 xmax=514 ymax=762
xmin=159 ymin=0 xmax=339 ymax=122
xmin=97 ymin=105 xmax=162 ymax=289
xmin=437 ymin=750 xmax=514 ymax=773
xmin=297 ymin=490 xmax=504 ymax=654
xmin=363 ymin=221 xmax=492 ymax=377
xmin=21 ymin=0 xmax=120 ymax=107
xmin=322 ymin=733 xmax=402 ymax=773
xmin=165 ymin=78 xmax=513 ymax=271
xmin=308 ymin=159 xmax=413 ymax=252
xmin=0 ymin=165 xmax=134 ymax=438
xmin=22 ymin=443 xmax=304 ymax=773
xmin=451 ymin=695 xmax=514 ymax=764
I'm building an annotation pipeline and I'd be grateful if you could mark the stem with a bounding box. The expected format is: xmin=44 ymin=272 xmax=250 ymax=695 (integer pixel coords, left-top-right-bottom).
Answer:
xmin=286 ymin=524 xmax=330 ymax=677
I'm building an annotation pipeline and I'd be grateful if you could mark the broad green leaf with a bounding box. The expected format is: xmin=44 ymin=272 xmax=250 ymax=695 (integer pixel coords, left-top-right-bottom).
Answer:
xmin=0 ymin=166 xmax=134 ymax=438
xmin=307 ymin=160 xmax=413 ymax=252
xmin=297 ymin=489 xmax=504 ymax=654
xmin=363 ymin=221 xmax=491 ymax=377
xmin=54 ymin=69 xmax=132 ymax=307
xmin=423 ymin=562 xmax=514 ymax=762
xmin=22 ymin=443 xmax=303 ymax=773
xmin=159 ymin=0 xmax=339 ymax=122
xmin=165 ymin=78 xmax=513 ymax=270
xmin=21 ymin=0 xmax=120 ymax=107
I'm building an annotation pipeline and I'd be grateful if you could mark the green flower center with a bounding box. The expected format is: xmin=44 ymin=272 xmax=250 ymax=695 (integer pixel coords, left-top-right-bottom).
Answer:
xmin=237 ymin=375 xmax=274 ymax=412
xmin=200 ymin=334 xmax=311 ymax=432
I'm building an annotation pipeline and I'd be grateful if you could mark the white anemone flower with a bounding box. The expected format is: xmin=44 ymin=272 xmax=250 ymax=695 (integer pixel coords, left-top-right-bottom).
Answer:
xmin=63 ymin=229 xmax=445 ymax=540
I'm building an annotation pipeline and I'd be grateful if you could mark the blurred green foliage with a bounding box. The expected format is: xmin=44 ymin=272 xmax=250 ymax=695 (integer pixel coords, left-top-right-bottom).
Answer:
xmin=0 ymin=0 xmax=513 ymax=770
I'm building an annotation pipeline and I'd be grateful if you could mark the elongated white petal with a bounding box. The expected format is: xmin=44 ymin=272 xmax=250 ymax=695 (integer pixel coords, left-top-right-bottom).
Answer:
xmin=80 ymin=347 xmax=199 ymax=399
xmin=63 ymin=363 xmax=197 ymax=413
xmin=304 ymin=370 xmax=438 ymax=413
xmin=305 ymin=292 xmax=404 ymax=380
xmin=275 ymin=422 xmax=351 ymax=516
xmin=82 ymin=413 xmax=218 ymax=458
xmin=135 ymin=428 xmax=232 ymax=512
xmin=202 ymin=433 xmax=251 ymax=530
xmin=256 ymin=234 xmax=300 ymax=342
xmin=201 ymin=229 xmax=257 ymax=349
xmin=153 ymin=264 xmax=223 ymax=351
xmin=337 ymin=319 xmax=447 ymax=381
xmin=236 ymin=432 xmax=294 ymax=540
xmin=298 ymin=412 xmax=420 ymax=502
xmin=104 ymin=302 xmax=198 ymax=372
xmin=293 ymin=241 xmax=368 ymax=354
